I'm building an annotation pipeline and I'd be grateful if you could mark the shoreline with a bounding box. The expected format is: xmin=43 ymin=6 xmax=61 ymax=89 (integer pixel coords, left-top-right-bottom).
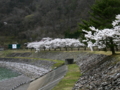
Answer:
xmin=0 ymin=58 xmax=53 ymax=90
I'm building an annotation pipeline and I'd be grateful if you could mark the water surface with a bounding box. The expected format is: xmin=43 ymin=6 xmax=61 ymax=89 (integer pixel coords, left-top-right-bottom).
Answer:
xmin=0 ymin=67 xmax=19 ymax=80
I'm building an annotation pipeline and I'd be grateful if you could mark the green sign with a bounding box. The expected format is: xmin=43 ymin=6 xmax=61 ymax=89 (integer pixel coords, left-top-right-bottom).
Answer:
xmin=8 ymin=44 xmax=21 ymax=49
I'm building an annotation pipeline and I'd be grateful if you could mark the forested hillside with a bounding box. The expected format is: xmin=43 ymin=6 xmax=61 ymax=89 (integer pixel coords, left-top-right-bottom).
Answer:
xmin=0 ymin=0 xmax=95 ymax=44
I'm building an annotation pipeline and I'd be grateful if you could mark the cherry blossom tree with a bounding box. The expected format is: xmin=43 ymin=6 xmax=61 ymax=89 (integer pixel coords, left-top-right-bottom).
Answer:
xmin=27 ymin=38 xmax=85 ymax=52
xmin=83 ymin=14 xmax=120 ymax=54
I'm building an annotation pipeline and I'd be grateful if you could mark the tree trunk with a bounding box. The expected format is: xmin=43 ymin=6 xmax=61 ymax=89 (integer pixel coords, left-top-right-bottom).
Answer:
xmin=59 ymin=47 xmax=61 ymax=51
xmin=109 ymin=38 xmax=116 ymax=55
xmin=65 ymin=47 xmax=67 ymax=51
xmin=110 ymin=46 xmax=115 ymax=55
xmin=115 ymin=45 xmax=118 ymax=51
xmin=103 ymin=48 xmax=107 ymax=52
xmin=43 ymin=47 xmax=46 ymax=51
xmin=84 ymin=46 xmax=86 ymax=51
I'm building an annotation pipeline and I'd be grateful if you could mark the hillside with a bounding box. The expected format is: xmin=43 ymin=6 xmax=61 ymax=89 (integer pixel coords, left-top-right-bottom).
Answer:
xmin=0 ymin=0 xmax=95 ymax=44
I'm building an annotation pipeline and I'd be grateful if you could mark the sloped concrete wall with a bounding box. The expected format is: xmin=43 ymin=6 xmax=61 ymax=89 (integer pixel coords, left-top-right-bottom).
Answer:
xmin=27 ymin=65 xmax=68 ymax=90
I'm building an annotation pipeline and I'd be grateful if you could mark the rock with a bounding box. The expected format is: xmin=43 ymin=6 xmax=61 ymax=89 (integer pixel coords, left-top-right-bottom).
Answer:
xmin=73 ymin=53 xmax=120 ymax=90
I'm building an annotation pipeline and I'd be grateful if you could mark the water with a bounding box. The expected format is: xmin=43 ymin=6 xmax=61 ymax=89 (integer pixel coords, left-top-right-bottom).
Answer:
xmin=0 ymin=67 xmax=20 ymax=80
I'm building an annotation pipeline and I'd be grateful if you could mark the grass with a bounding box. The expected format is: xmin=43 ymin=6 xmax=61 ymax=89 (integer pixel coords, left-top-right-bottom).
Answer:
xmin=0 ymin=49 xmax=33 ymax=57
xmin=82 ymin=50 xmax=120 ymax=55
xmin=0 ymin=50 xmax=11 ymax=57
xmin=89 ymin=51 xmax=120 ymax=61
xmin=52 ymin=64 xmax=81 ymax=90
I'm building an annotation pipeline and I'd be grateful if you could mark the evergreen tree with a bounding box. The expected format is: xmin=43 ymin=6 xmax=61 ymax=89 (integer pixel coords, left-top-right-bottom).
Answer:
xmin=79 ymin=0 xmax=120 ymax=30
xmin=78 ymin=0 xmax=120 ymax=53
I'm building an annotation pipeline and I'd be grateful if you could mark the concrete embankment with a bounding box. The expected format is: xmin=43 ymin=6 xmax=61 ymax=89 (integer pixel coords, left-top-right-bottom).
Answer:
xmin=0 ymin=61 xmax=49 ymax=78
xmin=7 ymin=51 xmax=82 ymax=61
xmin=0 ymin=57 xmax=67 ymax=90
xmin=14 ymin=65 xmax=67 ymax=90
xmin=0 ymin=58 xmax=54 ymax=90
xmin=27 ymin=65 xmax=67 ymax=90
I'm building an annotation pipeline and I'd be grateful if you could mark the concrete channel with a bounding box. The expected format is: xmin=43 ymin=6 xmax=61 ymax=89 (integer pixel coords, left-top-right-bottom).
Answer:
xmin=16 ymin=65 xmax=68 ymax=90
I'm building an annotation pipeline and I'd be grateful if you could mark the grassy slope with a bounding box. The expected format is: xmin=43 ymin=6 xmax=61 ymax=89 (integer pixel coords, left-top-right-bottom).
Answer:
xmin=90 ymin=51 xmax=120 ymax=64
xmin=52 ymin=64 xmax=81 ymax=90
xmin=0 ymin=49 xmax=32 ymax=57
